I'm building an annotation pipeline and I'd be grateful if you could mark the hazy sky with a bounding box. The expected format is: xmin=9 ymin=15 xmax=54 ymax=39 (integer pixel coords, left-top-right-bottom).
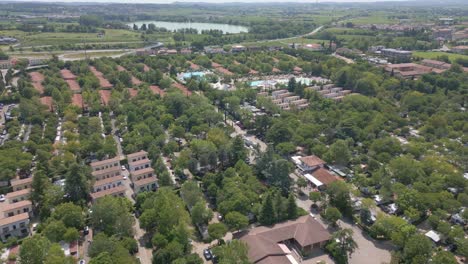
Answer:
xmin=10 ymin=0 xmax=408 ymax=3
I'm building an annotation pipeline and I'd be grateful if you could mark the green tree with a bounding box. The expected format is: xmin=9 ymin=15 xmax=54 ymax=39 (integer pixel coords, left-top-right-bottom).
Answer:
xmin=43 ymin=220 xmax=67 ymax=242
xmin=51 ymin=202 xmax=84 ymax=229
xmin=64 ymin=163 xmax=89 ymax=203
xmin=44 ymin=243 xmax=75 ymax=264
xmin=326 ymin=181 xmax=352 ymax=216
xmin=19 ymin=235 xmax=51 ymax=264
xmin=191 ymin=201 xmax=213 ymax=225
xmin=208 ymin=223 xmax=228 ymax=241
xmin=259 ymin=193 xmax=276 ymax=225
xmin=224 ymin=212 xmax=249 ymax=231
xmin=140 ymin=188 xmax=190 ymax=235
xmin=431 ymin=251 xmax=457 ymax=264
xmin=326 ymin=228 xmax=358 ymax=264
xmin=322 ymin=207 xmax=342 ymax=226
xmin=326 ymin=140 xmax=351 ymax=166
xmin=212 ymin=240 xmax=250 ymax=264
xmin=403 ymin=234 xmax=432 ymax=264
xmin=309 ymin=191 xmax=322 ymax=206
xmin=90 ymin=196 xmax=134 ymax=238
xmin=286 ymin=194 xmax=298 ymax=219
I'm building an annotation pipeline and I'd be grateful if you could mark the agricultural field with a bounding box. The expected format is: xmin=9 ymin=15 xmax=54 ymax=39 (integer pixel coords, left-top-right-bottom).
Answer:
xmin=0 ymin=29 xmax=141 ymax=47
xmin=413 ymin=51 xmax=468 ymax=63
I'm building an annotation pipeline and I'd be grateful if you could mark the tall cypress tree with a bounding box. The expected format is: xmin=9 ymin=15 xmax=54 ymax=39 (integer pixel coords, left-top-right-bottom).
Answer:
xmin=259 ymin=194 xmax=275 ymax=226
xmin=287 ymin=194 xmax=298 ymax=220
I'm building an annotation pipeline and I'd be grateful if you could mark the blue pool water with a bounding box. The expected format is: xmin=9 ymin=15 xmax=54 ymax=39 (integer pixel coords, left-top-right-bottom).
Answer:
xmin=250 ymin=80 xmax=264 ymax=87
xmin=183 ymin=72 xmax=205 ymax=79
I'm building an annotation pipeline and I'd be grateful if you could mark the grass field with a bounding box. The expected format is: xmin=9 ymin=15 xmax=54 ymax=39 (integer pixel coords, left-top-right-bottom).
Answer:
xmin=413 ymin=51 xmax=468 ymax=63
xmin=0 ymin=29 xmax=141 ymax=47
xmin=61 ymin=50 xmax=128 ymax=60
xmin=344 ymin=12 xmax=399 ymax=25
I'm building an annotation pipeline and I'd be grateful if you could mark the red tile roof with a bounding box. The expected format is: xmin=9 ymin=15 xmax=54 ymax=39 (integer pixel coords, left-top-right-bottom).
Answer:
xmin=90 ymin=185 xmax=126 ymax=200
xmin=133 ymin=176 xmax=157 ymax=187
xmin=32 ymin=82 xmax=45 ymax=94
xmin=89 ymin=66 xmax=113 ymax=89
xmin=99 ymin=90 xmax=111 ymax=106
xmin=216 ymin=67 xmax=234 ymax=76
xmin=172 ymin=82 xmax=192 ymax=96
xmin=5 ymin=188 xmax=31 ymax=199
xmin=127 ymin=150 xmax=148 ymax=159
xmin=60 ymin=69 xmax=77 ymax=80
xmin=90 ymin=157 xmax=120 ymax=168
xmin=211 ymin=62 xmax=222 ymax=68
xmin=311 ymin=168 xmax=338 ymax=186
xmin=72 ymin=94 xmax=84 ymax=108
xmin=29 ymin=71 xmax=44 ymax=82
xmin=131 ymin=76 xmax=142 ymax=86
xmin=93 ymin=175 xmax=124 ymax=188
xmin=272 ymin=67 xmax=281 ymax=73
xmin=40 ymin=96 xmax=54 ymax=112
xmin=131 ymin=167 xmax=154 ymax=177
xmin=300 ymin=155 xmax=326 ymax=167
xmin=189 ymin=62 xmax=200 ymax=70
xmin=117 ymin=65 xmax=142 ymax=86
xmin=241 ymin=215 xmax=331 ymax=263
xmin=29 ymin=72 xmax=45 ymax=94
xmin=150 ymin=85 xmax=165 ymax=97
xmin=10 ymin=177 xmax=33 ymax=187
xmin=143 ymin=64 xmax=150 ymax=72
xmin=0 ymin=200 xmax=32 ymax=212
xmin=127 ymin=88 xmax=138 ymax=98
xmin=249 ymin=69 xmax=259 ymax=75
xmin=0 ymin=213 xmax=29 ymax=227
xmin=66 ymin=79 xmax=81 ymax=92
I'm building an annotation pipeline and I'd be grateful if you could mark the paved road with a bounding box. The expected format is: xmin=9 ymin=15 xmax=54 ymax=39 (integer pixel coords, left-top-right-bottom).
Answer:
xmin=332 ymin=53 xmax=355 ymax=64
xmin=254 ymin=25 xmax=324 ymax=44
xmin=291 ymin=173 xmax=393 ymax=264
xmin=110 ymin=114 xmax=153 ymax=264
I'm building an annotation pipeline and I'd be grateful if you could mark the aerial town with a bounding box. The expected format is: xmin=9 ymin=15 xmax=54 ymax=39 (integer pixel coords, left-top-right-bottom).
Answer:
xmin=0 ymin=1 xmax=467 ymax=264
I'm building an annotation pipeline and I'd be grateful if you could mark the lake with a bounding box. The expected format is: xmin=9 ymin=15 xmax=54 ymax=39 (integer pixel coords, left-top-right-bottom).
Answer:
xmin=128 ymin=21 xmax=248 ymax=34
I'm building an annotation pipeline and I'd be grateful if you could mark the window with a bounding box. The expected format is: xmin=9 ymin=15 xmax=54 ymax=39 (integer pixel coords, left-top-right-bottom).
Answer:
xmin=19 ymin=222 xmax=25 ymax=228
xmin=8 ymin=212 xmax=13 ymax=217
xmin=3 ymin=227 xmax=9 ymax=233
xmin=12 ymin=225 xmax=16 ymax=230
xmin=23 ymin=208 xmax=29 ymax=213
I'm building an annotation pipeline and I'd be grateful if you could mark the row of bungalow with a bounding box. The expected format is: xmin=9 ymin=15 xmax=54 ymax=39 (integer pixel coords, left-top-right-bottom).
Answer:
xmin=306 ymin=84 xmax=353 ymax=101
xmin=291 ymin=155 xmax=342 ymax=190
xmin=128 ymin=151 xmax=158 ymax=194
xmin=0 ymin=175 xmax=34 ymax=242
xmin=89 ymin=150 xmax=158 ymax=203
xmin=258 ymin=89 xmax=309 ymax=111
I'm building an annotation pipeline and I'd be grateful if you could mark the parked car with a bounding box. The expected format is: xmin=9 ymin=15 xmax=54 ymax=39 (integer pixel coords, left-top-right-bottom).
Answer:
xmin=203 ymin=249 xmax=213 ymax=260
xmin=83 ymin=226 xmax=89 ymax=235
xmin=0 ymin=194 xmax=5 ymax=202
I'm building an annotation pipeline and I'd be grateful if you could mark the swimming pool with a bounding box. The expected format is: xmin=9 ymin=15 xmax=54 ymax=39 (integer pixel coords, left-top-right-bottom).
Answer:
xmin=182 ymin=71 xmax=206 ymax=79
xmin=250 ymin=77 xmax=329 ymax=87
xmin=250 ymin=80 xmax=265 ymax=87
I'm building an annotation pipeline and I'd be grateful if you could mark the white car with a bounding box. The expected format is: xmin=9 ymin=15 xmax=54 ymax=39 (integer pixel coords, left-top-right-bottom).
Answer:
xmin=121 ymin=165 xmax=126 ymax=171
xmin=0 ymin=195 xmax=5 ymax=202
xmin=123 ymin=176 xmax=127 ymax=180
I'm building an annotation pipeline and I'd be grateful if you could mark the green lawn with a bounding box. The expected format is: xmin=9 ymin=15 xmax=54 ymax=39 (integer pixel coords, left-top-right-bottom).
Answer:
xmin=0 ymin=29 xmax=141 ymax=46
xmin=344 ymin=12 xmax=399 ymax=25
xmin=413 ymin=51 xmax=468 ymax=63
xmin=61 ymin=50 xmax=128 ymax=60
